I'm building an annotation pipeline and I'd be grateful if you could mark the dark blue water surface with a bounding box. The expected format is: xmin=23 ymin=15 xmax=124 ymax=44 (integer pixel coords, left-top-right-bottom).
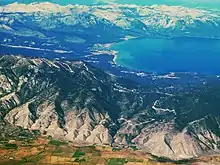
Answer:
xmin=111 ymin=37 xmax=220 ymax=74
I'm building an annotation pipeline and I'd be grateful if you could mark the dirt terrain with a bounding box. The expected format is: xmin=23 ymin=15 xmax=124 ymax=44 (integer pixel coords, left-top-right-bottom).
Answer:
xmin=0 ymin=137 xmax=220 ymax=165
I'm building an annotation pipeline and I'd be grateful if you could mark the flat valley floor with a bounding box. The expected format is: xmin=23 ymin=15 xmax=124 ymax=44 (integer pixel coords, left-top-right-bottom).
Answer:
xmin=0 ymin=137 xmax=220 ymax=165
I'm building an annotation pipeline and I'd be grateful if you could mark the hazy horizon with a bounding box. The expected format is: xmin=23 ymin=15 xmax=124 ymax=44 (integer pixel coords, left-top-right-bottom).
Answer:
xmin=1 ymin=0 xmax=220 ymax=9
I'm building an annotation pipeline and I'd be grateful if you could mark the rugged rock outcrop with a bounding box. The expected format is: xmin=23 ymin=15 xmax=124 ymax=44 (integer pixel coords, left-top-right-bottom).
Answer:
xmin=0 ymin=55 xmax=220 ymax=160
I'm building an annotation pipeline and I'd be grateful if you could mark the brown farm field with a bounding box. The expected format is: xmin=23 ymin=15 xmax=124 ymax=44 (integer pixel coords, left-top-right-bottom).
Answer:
xmin=0 ymin=137 xmax=220 ymax=165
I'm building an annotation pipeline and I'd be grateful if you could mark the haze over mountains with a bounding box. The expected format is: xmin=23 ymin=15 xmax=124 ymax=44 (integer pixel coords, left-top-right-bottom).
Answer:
xmin=1 ymin=0 xmax=220 ymax=9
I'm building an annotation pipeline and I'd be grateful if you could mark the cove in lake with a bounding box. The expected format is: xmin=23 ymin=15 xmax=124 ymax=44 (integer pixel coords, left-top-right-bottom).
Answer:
xmin=111 ymin=37 xmax=220 ymax=75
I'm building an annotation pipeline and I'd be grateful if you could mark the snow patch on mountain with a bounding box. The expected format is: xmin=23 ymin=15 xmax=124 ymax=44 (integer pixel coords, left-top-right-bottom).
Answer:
xmin=1 ymin=2 xmax=220 ymax=30
xmin=0 ymin=44 xmax=73 ymax=54
xmin=0 ymin=2 xmax=73 ymax=13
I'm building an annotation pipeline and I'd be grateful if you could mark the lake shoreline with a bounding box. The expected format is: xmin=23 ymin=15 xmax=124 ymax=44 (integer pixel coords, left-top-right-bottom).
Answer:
xmin=109 ymin=35 xmax=220 ymax=75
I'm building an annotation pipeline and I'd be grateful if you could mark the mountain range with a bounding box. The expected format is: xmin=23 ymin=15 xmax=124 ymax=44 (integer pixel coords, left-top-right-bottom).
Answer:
xmin=1 ymin=2 xmax=220 ymax=162
xmin=0 ymin=55 xmax=220 ymax=160
xmin=1 ymin=2 xmax=220 ymax=70
xmin=1 ymin=2 xmax=220 ymax=45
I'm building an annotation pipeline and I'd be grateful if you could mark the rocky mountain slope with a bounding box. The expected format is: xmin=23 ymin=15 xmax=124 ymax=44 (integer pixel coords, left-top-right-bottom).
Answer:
xmin=0 ymin=55 xmax=220 ymax=160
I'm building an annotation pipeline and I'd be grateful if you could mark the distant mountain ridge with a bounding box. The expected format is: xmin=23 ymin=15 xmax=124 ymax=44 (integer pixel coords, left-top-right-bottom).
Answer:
xmin=1 ymin=2 xmax=220 ymax=39
xmin=1 ymin=2 xmax=220 ymax=64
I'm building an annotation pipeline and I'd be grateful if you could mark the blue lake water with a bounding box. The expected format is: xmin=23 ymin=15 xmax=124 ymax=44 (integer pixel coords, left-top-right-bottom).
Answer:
xmin=111 ymin=37 xmax=220 ymax=74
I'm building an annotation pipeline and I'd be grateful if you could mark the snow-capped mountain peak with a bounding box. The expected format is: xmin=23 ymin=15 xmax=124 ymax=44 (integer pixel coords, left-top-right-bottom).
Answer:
xmin=1 ymin=2 xmax=220 ymax=39
xmin=0 ymin=2 xmax=73 ymax=13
